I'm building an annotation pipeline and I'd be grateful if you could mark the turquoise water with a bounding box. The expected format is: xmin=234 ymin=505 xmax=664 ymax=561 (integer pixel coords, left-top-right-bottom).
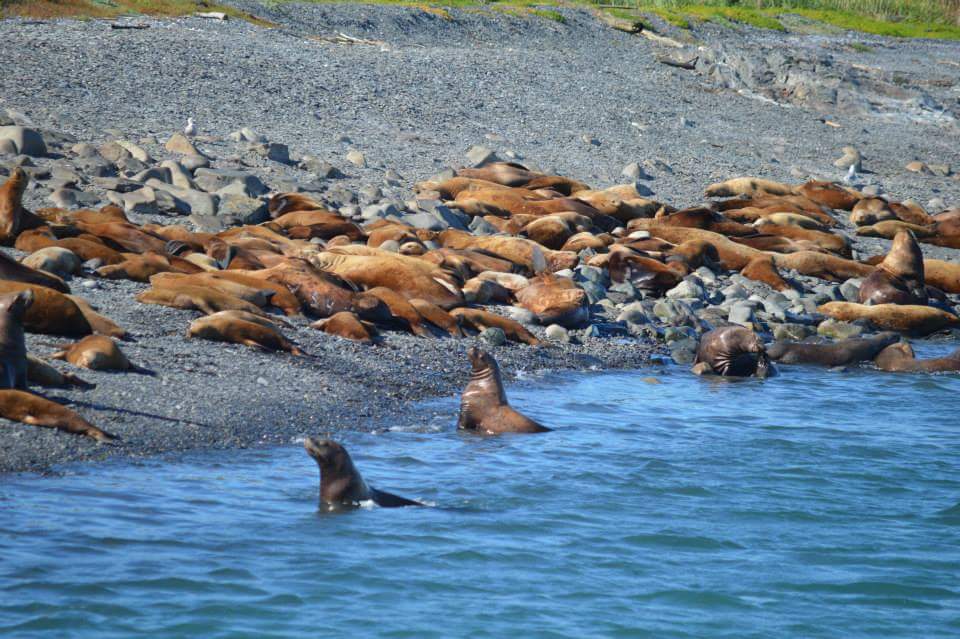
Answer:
xmin=2 ymin=344 xmax=960 ymax=638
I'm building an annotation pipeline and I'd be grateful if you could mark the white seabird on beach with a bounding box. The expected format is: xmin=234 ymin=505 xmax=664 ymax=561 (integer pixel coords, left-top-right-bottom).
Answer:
xmin=842 ymin=163 xmax=856 ymax=185
xmin=183 ymin=117 xmax=197 ymax=137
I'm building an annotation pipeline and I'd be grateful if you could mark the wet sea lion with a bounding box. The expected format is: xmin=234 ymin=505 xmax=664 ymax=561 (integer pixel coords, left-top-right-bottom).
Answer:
xmin=188 ymin=314 xmax=303 ymax=355
xmin=0 ymin=291 xmax=31 ymax=389
xmin=692 ymin=326 xmax=775 ymax=378
xmin=818 ymin=302 xmax=960 ymax=336
xmin=874 ymin=342 xmax=960 ymax=373
xmin=51 ymin=335 xmax=152 ymax=374
xmin=458 ymin=346 xmax=550 ymax=434
xmin=0 ymin=389 xmax=115 ymax=442
xmin=858 ymin=230 xmax=927 ymax=306
xmin=303 ymin=437 xmax=422 ymax=510
xmin=766 ymin=332 xmax=899 ymax=366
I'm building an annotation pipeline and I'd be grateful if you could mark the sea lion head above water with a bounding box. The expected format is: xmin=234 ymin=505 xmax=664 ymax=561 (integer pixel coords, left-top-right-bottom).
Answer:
xmin=303 ymin=437 xmax=421 ymax=510
xmin=692 ymin=326 xmax=775 ymax=378
xmin=458 ymin=346 xmax=551 ymax=434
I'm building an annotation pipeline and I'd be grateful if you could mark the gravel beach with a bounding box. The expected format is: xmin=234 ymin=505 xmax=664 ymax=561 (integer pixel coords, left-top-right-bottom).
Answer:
xmin=0 ymin=4 xmax=958 ymax=473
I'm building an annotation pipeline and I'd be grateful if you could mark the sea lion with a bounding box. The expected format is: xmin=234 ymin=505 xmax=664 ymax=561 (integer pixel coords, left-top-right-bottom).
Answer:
xmin=705 ymin=177 xmax=795 ymax=198
xmin=0 ymin=168 xmax=44 ymax=244
xmin=858 ymin=230 xmax=928 ymax=306
xmin=818 ymin=302 xmax=960 ymax=336
xmin=310 ymin=311 xmax=377 ymax=344
xmin=450 ymin=308 xmax=541 ymax=345
xmin=797 ymin=181 xmax=860 ymax=211
xmin=303 ymin=437 xmax=421 ymax=510
xmin=0 ymin=389 xmax=115 ymax=442
xmin=63 ymin=294 xmax=127 ymax=340
xmin=458 ymin=346 xmax=550 ymax=434
xmin=514 ymin=274 xmax=588 ymax=328
xmin=188 ymin=314 xmax=303 ymax=355
xmin=692 ymin=326 xmax=775 ymax=378
xmin=740 ymin=255 xmax=792 ymax=291
xmin=874 ymin=342 xmax=960 ymax=373
xmin=26 ymin=354 xmax=94 ymax=389
xmin=766 ymin=332 xmax=899 ymax=366
xmin=409 ymin=299 xmax=463 ymax=337
xmin=0 ymin=281 xmax=92 ymax=336
xmin=51 ymin=335 xmax=152 ymax=374
xmin=0 ymin=251 xmax=70 ymax=293
xmin=20 ymin=246 xmax=81 ymax=280
xmin=0 ymin=291 xmax=31 ymax=389
xmin=136 ymin=284 xmax=267 ymax=317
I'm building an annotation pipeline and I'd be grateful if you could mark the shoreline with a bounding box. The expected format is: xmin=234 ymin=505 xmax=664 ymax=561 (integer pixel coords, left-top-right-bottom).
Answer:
xmin=0 ymin=3 xmax=958 ymax=474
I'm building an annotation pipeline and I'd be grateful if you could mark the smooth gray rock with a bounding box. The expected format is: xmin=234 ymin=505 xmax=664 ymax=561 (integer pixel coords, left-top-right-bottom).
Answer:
xmin=0 ymin=126 xmax=46 ymax=156
xmin=180 ymin=155 xmax=210 ymax=172
xmin=817 ymin=319 xmax=863 ymax=340
xmin=346 ymin=150 xmax=366 ymax=167
xmin=249 ymin=141 xmax=290 ymax=164
xmin=469 ymin=216 xmax=499 ymax=235
xmin=300 ymin=155 xmax=344 ymax=178
xmin=479 ymin=327 xmax=507 ymax=347
xmin=466 ymin=145 xmax=497 ymax=167
xmin=728 ymin=301 xmax=758 ymax=327
xmin=194 ymin=168 xmax=267 ymax=196
xmin=160 ymin=160 xmax=197 ymax=190
xmin=131 ymin=167 xmax=172 ymax=184
xmin=217 ymin=194 xmax=268 ymax=224
xmin=840 ymin=278 xmax=862 ymax=302
xmin=545 ymin=324 xmax=570 ymax=342
xmin=772 ymin=323 xmax=814 ymax=341
xmin=116 ymin=140 xmax=152 ymax=163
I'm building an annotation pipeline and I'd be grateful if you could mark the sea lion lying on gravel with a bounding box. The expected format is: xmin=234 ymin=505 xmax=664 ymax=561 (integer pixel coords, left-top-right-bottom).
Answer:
xmin=874 ymin=342 xmax=960 ymax=373
xmin=766 ymin=332 xmax=899 ymax=367
xmin=188 ymin=312 xmax=303 ymax=355
xmin=450 ymin=308 xmax=540 ymax=345
xmin=304 ymin=437 xmax=422 ymax=509
xmin=692 ymin=326 xmax=775 ymax=378
xmin=26 ymin=354 xmax=94 ymax=389
xmin=0 ymin=390 xmax=115 ymax=443
xmin=51 ymin=335 xmax=152 ymax=374
xmin=311 ymin=311 xmax=378 ymax=344
xmin=458 ymin=346 xmax=550 ymax=434
xmin=0 ymin=251 xmax=70 ymax=293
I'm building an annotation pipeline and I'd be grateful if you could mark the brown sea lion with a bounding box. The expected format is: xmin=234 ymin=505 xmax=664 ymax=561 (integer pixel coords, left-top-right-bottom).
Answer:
xmin=63 ymin=294 xmax=127 ymax=340
xmin=856 ymin=220 xmax=934 ymax=241
xmin=51 ymin=335 xmax=152 ymax=374
xmin=924 ymin=259 xmax=960 ymax=294
xmin=310 ymin=311 xmax=377 ymax=344
xmin=0 ymin=390 xmax=115 ymax=443
xmin=136 ymin=285 xmax=267 ymax=317
xmin=26 ymin=354 xmax=95 ymax=389
xmin=438 ymin=230 xmax=577 ymax=273
xmin=458 ymin=346 xmax=550 ymax=434
xmin=797 ymin=181 xmax=860 ymax=211
xmin=461 ymin=278 xmax=512 ymax=305
xmin=818 ymin=302 xmax=960 ymax=336
xmin=364 ymin=287 xmax=432 ymax=337
xmin=514 ymin=275 xmax=588 ymax=328
xmin=766 ymin=332 xmax=899 ymax=366
xmin=850 ymin=197 xmax=897 ymax=226
xmin=0 ymin=251 xmax=70 ymax=293
xmin=188 ymin=314 xmax=303 ymax=355
xmin=20 ymin=246 xmax=81 ymax=280
xmin=858 ymin=230 xmax=927 ymax=306
xmin=0 ymin=291 xmax=31 ymax=389
xmin=607 ymin=246 xmax=684 ymax=294
xmin=705 ymin=177 xmax=795 ymax=198
xmin=0 ymin=168 xmax=44 ymax=244
xmin=304 ymin=437 xmax=422 ymax=509
xmin=15 ymin=229 xmax=125 ymax=265
xmin=409 ymin=298 xmax=463 ymax=337
xmin=0 ymin=281 xmax=91 ymax=336
xmin=692 ymin=326 xmax=774 ymax=378
xmin=450 ymin=308 xmax=541 ymax=346
xmin=874 ymin=342 xmax=960 ymax=373
xmin=740 ymin=256 xmax=792 ymax=291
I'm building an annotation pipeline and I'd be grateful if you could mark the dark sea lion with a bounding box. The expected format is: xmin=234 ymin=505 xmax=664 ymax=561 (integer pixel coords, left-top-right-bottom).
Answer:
xmin=51 ymin=335 xmax=153 ymax=374
xmin=458 ymin=346 xmax=550 ymax=434
xmin=0 ymin=291 xmax=31 ymax=389
xmin=0 ymin=389 xmax=115 ymax=442
xmin=874 ymin=342 xmax=960 ymax=372
xmin=303 ymin=437 xmax=421 ymax=510
xmin=858 ymin=230 xmax=928 ymax=306
xmin=766 ymin=332 xmax=899 ymax=366
xmin=692 ymin=326 xmax=775 ymax=378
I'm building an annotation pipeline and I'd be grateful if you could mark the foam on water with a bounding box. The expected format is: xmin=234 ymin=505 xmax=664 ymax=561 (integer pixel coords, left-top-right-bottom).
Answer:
xmin=2 ymin=343 xmax=960 ymax=637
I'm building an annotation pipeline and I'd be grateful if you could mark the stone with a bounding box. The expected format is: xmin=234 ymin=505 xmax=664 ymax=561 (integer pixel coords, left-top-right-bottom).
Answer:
xmin=165 ymin=133 xmax=202 ymax=157
xmin=131 ymin=167 xmax=172 ymax=184
xmin=860 ymin=184 xmax=881 ymax=197
xmin=160 ymin=160 xmax=197 ymax=190
xmin=148 ymin=183 xmax=218 ymax=216
xmin=817 ymin=319 xmax=863 ymax=340
xmin=663 ymin=326 xmax=697 ymax=343
xmin=616 ymin=302 xmax=648 ymax=325
xmin=403 ymin=211 xmax=447 ymax=231
xmin=479 ymin=327 xmax=507 ymax=347
xmin=633 ymin=182 xmax=654 ymax=197
xmin=345 ymin=150 xmax=366 ymax=168
xmin=728 ymin=301 xmax=757 ymax=327
xmin=0 ymin=126 xmax=46 ymax=156
xmin=666 ymin=278 xmax=705 ymax=301
xmin=580 ymin=281 xmax=607 ymax=304
xmin=466 ymin=145 xmax=497 ymax=167
xmin=645 ymin=158 xmax=673 ymax=175
xmin=839 ymin=278 xmax=861 ymax=302
xmin=116 ymin=140 xmax=152 ymax=163
xmin=833 ymin=146 xmax=862 ymax=171
xmin=0 ymin=139 xmax=17 ymax=155
xmin=580 ymin=134 xmax=600 ymax=146
xmin=928 ymin=164 xmax=952 ymax=177
xmin=180 ymin=155 xmax=210 ymax=172
xmin=503 ymin=306 xmax=537 ymax=326
xmin=606 ymin=281 xmax=638 ymax=305
xmin=545 ymin=324 xmax=570 ymax=343
xmin=248 ymin=142 xmax=290 ymax=164
xmin=300 ymin=156 xmax=344 ymax=178
xmin=905 ymin=161 xmax=931 ymax=174
xmin=772 ymin=323 xmax=813 ymax=341
xmin=116 ymin=156 xmax=148 ymax=174
xmin=927 ymin=198 xmax=946 ymax=212
xmin=120 ymin=187 xmax=159 ymax=215
xmin=669 ymin=338 xmax=698 ymax=364
xmin=71 ymin=142 xmax=99 ymax=158
xmin=93 ymin=177 xmax=141 ymax=193
xmin=229 ymin=127 xmax=266 ymax=143
xmin=98 ymin=141 xmax=131 ymax=163
xmin=193 ymin=169 xmax=267 ymax=196
xmin=621 ymin=162 xmax=652 ymax=181
xmin=574 ymin=265 xmax=609 ymax=287
xmin=360 ymin=202 xmax=401 ymax=222
xmin=217 ymin=194 xmax=268 ymax=224
xmin=430 ymin=205 xmax=469 ymax=230
xmin=22 ymin=246 xmax=81 ymax=278
xmin=188 ymin=214 xmax=229 ymax=233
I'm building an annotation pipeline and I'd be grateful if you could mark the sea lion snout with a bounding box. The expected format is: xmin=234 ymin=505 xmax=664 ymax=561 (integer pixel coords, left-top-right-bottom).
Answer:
xmin=467 ymin=345 xmax=489 ymax=369
xmin=304 ymin=436 xmax=338 ymax=462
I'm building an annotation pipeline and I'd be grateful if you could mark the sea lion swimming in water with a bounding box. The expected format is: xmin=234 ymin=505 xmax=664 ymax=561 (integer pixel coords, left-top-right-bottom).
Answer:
xmin=458 ymin=346 xmax=550 ymax=434
xmin=692 ymin=326 xmax=775 ymax=378
xmin=766 ymin=332 xmax=899 ymax=367
xmin=303 ymin=437 xmax=422 ymax=510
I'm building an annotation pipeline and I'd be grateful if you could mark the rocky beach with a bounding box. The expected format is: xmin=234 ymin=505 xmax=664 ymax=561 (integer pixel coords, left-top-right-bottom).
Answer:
xmin=0 ymin=4 xmax=959 ymax=474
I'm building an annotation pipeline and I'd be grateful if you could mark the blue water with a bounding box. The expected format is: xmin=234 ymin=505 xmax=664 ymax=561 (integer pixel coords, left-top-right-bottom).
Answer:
xmin=3 ymin=344 xmax=960 ymax=638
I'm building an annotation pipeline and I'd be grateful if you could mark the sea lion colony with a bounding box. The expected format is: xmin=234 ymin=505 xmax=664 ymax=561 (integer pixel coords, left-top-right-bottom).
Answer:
xmin=1 ymin=152 xmax=960 ymax=441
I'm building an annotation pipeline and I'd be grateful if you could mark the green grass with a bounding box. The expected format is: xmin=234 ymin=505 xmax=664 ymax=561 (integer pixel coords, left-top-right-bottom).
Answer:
xmin=848 ymin=41 xmax=873 ymax=51
xmin=599 ymin=0 xmax=960 ymax=38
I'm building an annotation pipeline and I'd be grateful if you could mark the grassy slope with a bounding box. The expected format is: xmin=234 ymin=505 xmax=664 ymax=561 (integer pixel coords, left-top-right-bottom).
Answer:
xmin=1 ymin=0 xmax=958 ymax=38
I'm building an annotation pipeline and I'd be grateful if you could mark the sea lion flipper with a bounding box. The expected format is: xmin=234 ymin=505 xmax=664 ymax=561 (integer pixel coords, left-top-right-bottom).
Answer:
xmin=370 ymin=488 xmax=423 ymax=508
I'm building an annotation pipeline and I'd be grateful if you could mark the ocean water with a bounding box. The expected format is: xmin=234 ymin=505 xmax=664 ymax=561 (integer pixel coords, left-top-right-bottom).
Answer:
xmin=2 ymin=343 xmax=960 ymax=638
